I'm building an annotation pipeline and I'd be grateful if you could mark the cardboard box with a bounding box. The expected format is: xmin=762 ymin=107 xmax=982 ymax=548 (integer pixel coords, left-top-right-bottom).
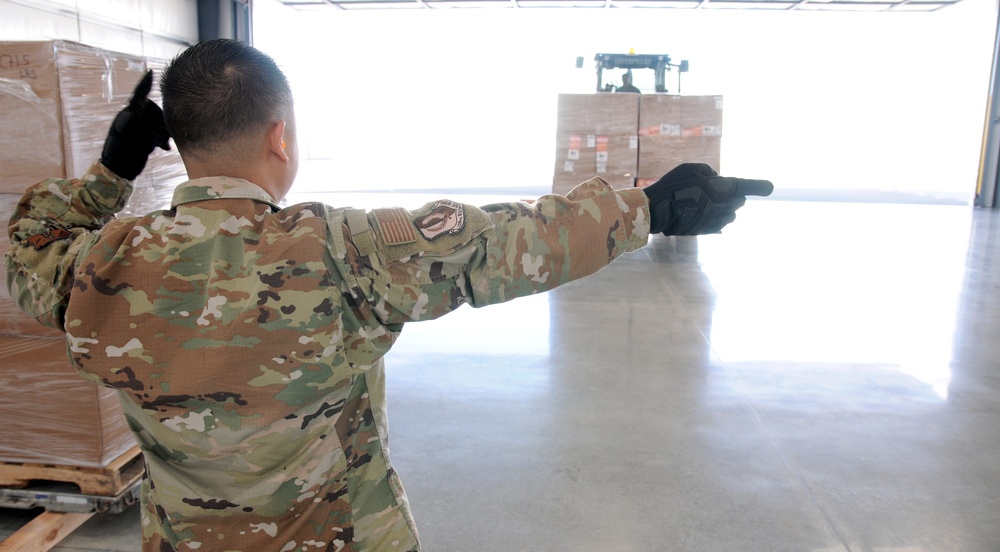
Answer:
xmin=0 ymin=335 xmax=135 ymax=468
xmin=553 ymin=133 xmax=597 ymax=181
xmin=0 ymin=41 xmax=186 ymax=195
xmin=637 ymin=136 xmax=722 ymax=183
xmin=677 ymin=95 xmax=724 ymax=136
xmin=0 ymin=79 xmax=63 ymax=188
xmin=595 ymin=134 xmax=639 ymax=178
xmin=556 ymin=93 xmax=640 ymax=136
xmin=552 ymin=93 xmax=642 ymax=194
xmin=638 ymin=94 xmax=683 ymax=136
xmin=639 ymin=94 xmax=723 ymax=139
xmin=636 ymin=95 xmax=724 ymax=182
xmin=552 ymin=133 xmax=637 ymax=195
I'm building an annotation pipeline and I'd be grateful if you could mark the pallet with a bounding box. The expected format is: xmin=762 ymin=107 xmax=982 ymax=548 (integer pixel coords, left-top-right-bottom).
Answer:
xmin=0 ymin=446 xmax=143 ymax=497
xmin=0 ymin=447 xmax=144 ymax=551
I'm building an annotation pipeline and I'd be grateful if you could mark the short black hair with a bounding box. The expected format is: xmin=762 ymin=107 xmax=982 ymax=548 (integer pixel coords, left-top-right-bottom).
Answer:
xmin=160 ymin=39 xmax=292 ymax=155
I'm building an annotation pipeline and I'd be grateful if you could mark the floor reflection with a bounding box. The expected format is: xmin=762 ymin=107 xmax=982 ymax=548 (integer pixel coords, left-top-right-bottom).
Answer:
xmin=388 ymin=293 xmax=552 ymax=398
xmin=699 ymin=201 xmax=972 ymax=401
xmin=385 ymin=199 xmax=1000 ymax=551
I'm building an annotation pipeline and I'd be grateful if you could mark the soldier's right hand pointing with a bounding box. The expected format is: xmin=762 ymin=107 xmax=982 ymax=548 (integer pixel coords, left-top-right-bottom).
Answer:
xmin=643 ymin=163 xmax=773 ymax=236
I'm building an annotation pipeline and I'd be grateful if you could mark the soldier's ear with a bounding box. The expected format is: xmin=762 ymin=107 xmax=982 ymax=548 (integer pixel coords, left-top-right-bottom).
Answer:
xmin=268 ymin=120 xmax=288 ymax=163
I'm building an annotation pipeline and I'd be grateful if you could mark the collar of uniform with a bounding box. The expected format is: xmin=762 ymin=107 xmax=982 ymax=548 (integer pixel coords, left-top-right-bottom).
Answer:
xmin=171 ymin=176 xmax=280 ymax=210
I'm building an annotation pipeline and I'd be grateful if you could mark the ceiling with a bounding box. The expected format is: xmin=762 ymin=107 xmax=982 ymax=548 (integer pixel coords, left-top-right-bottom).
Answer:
xmin=277 ymin=0 xmax=963 ymax=11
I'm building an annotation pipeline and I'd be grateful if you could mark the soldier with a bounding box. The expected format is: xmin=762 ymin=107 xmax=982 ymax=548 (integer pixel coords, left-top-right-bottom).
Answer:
xmin=5 ymin=39 xmax=772 ymax=551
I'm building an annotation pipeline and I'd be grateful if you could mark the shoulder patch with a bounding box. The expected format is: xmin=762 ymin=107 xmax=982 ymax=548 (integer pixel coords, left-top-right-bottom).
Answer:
xmin=24 ymin=226 xmax=72 ymax=250
xmin=373 ymin=208 xmax=418 ymax=246
xmin=415 ymin=201 xmax=465 ymax=240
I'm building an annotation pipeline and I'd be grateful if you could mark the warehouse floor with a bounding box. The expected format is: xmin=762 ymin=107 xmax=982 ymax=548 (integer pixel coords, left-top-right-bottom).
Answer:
xmin=1 ymin=197 xmax=999 ymax=551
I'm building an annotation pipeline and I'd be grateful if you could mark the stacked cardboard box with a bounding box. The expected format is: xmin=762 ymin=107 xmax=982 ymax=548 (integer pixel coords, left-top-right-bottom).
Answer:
xmin=0 ymin=41 xmax=187 ymax=468
xmin=636 ymin=95 xmax=723 ymax=187
xmin=551 ymin=94 xmax=723 ymax=192
xmin=0 ymin=79 xmax=62 ymax=188
xmin=0 ymin=41 xmax=185 ymax=198
xmin=552 ymin=94 xmax=639 ymax=195
xmin=0 ymin=334 xmax=137 ymax=468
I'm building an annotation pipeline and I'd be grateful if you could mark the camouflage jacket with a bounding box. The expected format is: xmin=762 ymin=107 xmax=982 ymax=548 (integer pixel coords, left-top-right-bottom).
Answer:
xmin=5 ymin=161 xmax=650 ymax=552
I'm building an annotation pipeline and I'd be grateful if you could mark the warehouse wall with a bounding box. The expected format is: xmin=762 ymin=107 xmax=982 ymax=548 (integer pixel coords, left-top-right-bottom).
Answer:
xmin=0 ymin=0 xmax=197 ymax=61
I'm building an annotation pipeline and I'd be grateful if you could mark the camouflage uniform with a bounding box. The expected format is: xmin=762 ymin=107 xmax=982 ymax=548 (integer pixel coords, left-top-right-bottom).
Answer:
xmin=5 ymin=161 xmax=650 ymax=551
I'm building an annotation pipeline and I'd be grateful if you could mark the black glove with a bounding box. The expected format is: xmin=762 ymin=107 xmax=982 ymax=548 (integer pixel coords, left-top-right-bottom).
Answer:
xmin=100 ymin=70 xmax=171 ymax=181
xmin=643 ymin=163 xmax=773 ymax=236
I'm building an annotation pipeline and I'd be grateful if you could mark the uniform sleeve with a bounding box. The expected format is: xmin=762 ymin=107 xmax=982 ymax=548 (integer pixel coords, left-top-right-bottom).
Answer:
xmin=334 ymin=176 xmax=650 ymax=325
xmin=4 ymin=161 xmax=133 ymax=330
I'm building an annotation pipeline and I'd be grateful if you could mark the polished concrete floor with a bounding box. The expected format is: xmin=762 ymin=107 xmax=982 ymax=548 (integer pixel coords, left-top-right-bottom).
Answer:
xmin=2 ymin=198 xmax=999 ymax=551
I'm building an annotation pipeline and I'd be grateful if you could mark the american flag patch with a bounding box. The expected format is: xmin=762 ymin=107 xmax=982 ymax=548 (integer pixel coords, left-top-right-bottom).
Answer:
xmin=373 ymin=208 xmax=418 ymax=245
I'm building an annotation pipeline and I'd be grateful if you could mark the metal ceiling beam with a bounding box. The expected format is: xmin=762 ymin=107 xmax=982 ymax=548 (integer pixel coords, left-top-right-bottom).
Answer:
xmin=277 ymin=0 xmax=962 ymax=9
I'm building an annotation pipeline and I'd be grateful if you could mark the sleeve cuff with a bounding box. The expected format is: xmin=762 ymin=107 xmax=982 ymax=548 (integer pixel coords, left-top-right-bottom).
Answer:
xmin=85 ymin=160 xmax=135 ymax=214
xmin=615 ymin=187 xmax=652 ymax=251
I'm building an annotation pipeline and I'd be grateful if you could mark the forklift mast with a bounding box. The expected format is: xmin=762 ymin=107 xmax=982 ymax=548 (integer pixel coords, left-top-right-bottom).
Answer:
xmin=594 ymin=53 xmax=688 ymax=94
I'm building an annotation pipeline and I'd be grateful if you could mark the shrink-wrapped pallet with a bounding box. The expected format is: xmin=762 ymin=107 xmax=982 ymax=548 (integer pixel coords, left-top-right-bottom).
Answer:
xmin=0 ymin=41 xmax=187 ymax=469
xmin=0 ymin=335 xmax=136 ymax=469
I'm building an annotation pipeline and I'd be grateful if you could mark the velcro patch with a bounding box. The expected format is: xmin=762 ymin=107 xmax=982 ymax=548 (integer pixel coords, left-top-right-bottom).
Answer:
xmin=415 ymin=201 xmax=465 ymax=240
xmin=24 ymin=226 xmax=72 ymax=250
xmin=373 ymin=208 xmax=418 ymax=246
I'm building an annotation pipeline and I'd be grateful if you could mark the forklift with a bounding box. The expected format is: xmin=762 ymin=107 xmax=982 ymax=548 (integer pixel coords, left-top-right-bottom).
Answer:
xmin=577 ymin=52 xmax=689 ymax=94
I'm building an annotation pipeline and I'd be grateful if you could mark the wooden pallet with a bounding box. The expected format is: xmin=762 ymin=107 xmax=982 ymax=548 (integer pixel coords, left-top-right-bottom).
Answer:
xmin=0 ymin=446 xmax=143 ymax=497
